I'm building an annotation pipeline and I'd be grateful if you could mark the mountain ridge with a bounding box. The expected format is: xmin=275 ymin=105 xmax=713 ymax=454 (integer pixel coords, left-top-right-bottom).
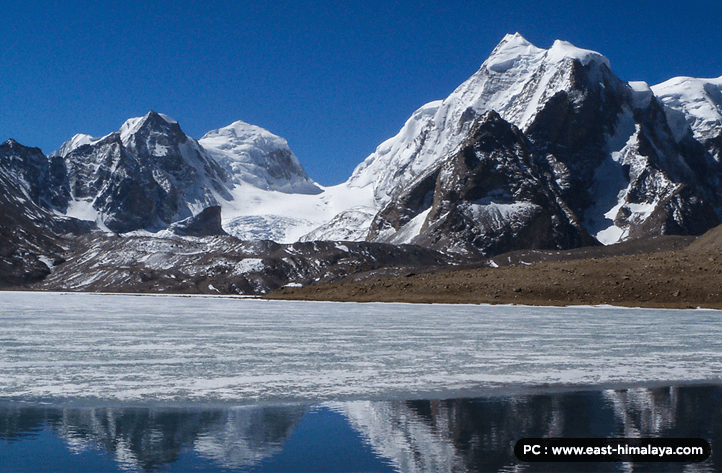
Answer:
xmin=2 ymin=33 xmax=721 ymax=292
xmin=321 ymin=33 xmax=722 ymax=254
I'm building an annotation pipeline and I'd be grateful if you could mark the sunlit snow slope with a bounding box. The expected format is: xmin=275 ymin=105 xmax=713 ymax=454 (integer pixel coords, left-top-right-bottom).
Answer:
xmin=315 ymin=33 xmax=722 ymax=248
xmin=50 ymin=114 xmax=375 ymax=242
xmin=42 ymin=35 xmax=722 ymax=248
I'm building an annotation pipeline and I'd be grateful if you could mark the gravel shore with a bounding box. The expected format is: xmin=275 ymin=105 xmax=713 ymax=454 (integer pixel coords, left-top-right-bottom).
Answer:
xmin=266 ymin=227 xmax=722 ymax=309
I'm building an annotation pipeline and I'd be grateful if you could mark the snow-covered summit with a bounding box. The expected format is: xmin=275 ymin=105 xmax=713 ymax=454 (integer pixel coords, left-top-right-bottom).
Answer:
xmin=344 ymin=34 xmax=615 ymax=207
xmin=200 ymin=120 xmax=320 ymax=194
xmin=484 ymin=33 xmax=544 ymax=73
xmin=202 ymin=120 xmax=290 ymax=153
xmin=49 ymin=134 xmax=99 ymax=158
xmin=652 ymin=76 xmax=722 ymax=145
xmin=119 ymin=111 xmax=179 ymax=146
xmin=546 ymin=40 xmax=610 ymax=68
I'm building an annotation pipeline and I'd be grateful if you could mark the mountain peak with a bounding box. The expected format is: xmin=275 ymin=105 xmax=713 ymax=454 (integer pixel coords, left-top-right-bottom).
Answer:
xmin=199 ymin=120 xmax=320 ymax=194
xmin=546 ymin=40 xmax=610 ymax=68
xmin=498 ymin=32 xmax=534 ymax=49
xmin=119 ymin=111 xmax=181 ymax=145
xmin=203 ymin=120 xmax=289 ymax=148
xmin=485 ymin=33 xmax=544 ymax=73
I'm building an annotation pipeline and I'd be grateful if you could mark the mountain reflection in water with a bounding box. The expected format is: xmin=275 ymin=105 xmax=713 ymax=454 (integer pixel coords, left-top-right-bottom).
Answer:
xmin=1 ymin=385 xmax=720 ymax=472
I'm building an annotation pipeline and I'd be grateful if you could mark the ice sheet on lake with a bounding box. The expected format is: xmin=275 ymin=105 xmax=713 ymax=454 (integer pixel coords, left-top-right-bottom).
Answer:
xmin=0 ymin=292 xmax=721 ymax=404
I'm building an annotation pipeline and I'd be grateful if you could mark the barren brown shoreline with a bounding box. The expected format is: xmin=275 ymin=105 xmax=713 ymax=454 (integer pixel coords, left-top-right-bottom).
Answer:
xmin=266 ymin=229 xmax=722 ymax=310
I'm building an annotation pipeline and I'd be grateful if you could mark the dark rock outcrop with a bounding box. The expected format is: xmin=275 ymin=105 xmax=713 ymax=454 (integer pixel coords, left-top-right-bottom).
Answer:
xmin=169 ymin=206 xmax=226 ymax=237
xmin=369 ymin=112 xmax=596 ymax=256
xmin=61 ymin=111 xmax=231 ymax=233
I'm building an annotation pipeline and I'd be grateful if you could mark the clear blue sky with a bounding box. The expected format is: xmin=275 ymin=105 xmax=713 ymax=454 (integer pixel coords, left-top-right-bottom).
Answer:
xmin=2 ymin=0 xmax=720 ymax=185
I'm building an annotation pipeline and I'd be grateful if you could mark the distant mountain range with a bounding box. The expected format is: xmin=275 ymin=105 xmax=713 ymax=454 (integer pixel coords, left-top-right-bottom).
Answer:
xmin=1 ymin=33 xmax=721 ymax=292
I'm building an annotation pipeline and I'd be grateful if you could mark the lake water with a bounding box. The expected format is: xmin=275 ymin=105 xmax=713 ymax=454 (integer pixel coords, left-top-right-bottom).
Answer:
xmin=1 ymin=292 xmax=721 ymax=471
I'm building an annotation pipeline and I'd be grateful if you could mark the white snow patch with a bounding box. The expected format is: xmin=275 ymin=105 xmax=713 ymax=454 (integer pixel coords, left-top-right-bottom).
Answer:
xmin=65 ymin=199 xmax=99 ymax=222
xmin=387 ymin=207 xmax=432 ymax=245
xmin=233 ymin=258 xmax=265 ymax=275
xmin=37 ymin=255 xmax=55 ymax=270
xmin=596 ymin=225 xmax=626 ymax=246
xmin=219 ymin=180 xmax=375 ymax=243
xmin=626 ymin=202 xmax=657 ymax=217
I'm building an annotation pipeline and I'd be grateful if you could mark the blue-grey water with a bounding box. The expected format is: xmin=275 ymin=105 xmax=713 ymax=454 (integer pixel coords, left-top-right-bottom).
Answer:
xmin=1 ymin=292 xmax=721 ymax=472
xmin=2 ymin=387 xmax=721 ymax=472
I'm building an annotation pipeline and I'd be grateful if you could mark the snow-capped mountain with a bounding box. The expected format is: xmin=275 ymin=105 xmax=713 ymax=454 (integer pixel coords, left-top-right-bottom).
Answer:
xmin=313 ymin=33 xmax=722 ymax=255
xmin=43 ymin=113 xmax=371 ymax=242
xmin=652 ymin=76 xmax=722 ymax=161
xmin=51 ymin=111 xmax=230 ymax=233
xmin=3 ymin=33 xmax=722 ymax=284
xmin=199 ymin=120 xmax=320 ymax=194
xmin=198 ymin=120 xmax=372 ymax=243
xmin=345 ymin=33 xmax=615 ymax=205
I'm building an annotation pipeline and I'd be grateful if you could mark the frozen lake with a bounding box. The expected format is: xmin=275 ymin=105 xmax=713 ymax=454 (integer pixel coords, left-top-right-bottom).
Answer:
xmin=1 ymin=292 xmax=721 ymax=404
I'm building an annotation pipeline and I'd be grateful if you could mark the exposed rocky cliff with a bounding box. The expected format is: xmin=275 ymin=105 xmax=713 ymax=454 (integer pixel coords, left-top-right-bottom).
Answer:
xmin=0 ymin=140 xmax=93 ymax=285
xmin=343 ymin=34 xmax=722 ymax=256
xmin=54 ymin=111 xmax=231 ymax=233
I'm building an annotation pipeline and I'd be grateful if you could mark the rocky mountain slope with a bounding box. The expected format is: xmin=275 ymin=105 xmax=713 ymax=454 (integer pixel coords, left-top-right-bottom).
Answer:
xmin=50 ymin=111 xmax=231 ymax=233
xmin=2 ymin=33 xmax=721 ymax=292
xmin=268 ymin=225 xmax=721 ymax=309
xmin=31 ymin=233 xmax=473 ymax=295
xmin=315 ymin=33 xmax=722 ymax=256
xmin=0 ymin=140 xmax=93 ymax=285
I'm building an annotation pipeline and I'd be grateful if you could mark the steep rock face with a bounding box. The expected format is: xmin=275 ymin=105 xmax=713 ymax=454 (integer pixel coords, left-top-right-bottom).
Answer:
xmin=56 ymin=111 xmax=231 ymax=233
xmin=200 ymin=121 xmax=321 ymax=194
xmin=169 ymin=205 xmax=226 ymax=237
xmin=606 ymin=97 xmax=722 ymax=240
xmin=345 ymin=34 xmax=722 ymax=252
xmin=0 ymin=170 xmax=61 ymax=285
xmin=368 ymin=112 xmax=595 ymax=256
xmin=0 ymin=140 xmax=70 ymax=211
xmin=0 ymin=140 xmax=89 ymax=285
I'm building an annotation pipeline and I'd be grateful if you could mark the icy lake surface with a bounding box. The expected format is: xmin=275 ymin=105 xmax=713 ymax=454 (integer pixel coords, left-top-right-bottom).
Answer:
xmin=1 ymin=292 xmax=721 ymax=404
